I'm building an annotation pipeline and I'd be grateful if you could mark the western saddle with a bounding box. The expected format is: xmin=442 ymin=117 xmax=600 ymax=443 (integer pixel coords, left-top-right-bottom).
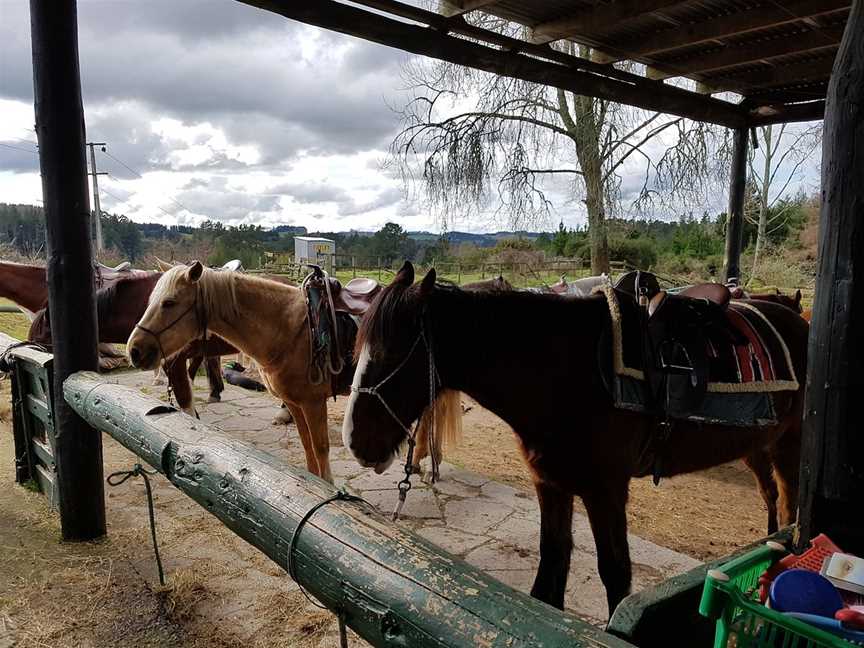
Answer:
xmin=613 ymin=271 xmax=738 ymax=480
xmin=302 ymin=265 xmax=381 ymax=392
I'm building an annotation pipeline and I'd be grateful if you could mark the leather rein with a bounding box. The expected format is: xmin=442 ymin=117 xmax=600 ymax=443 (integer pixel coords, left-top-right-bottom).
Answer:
xmin=351 ymin=316 xmax=440 ymax=519
xmin=134 ymin=286 xmax=209 ymax=373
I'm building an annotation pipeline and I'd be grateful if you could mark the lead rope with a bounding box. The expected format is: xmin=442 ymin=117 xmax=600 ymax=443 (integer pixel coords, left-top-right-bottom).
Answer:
xmin=393 ymin=322 xmax=439 ymax=519
xmin=107 ymin=464 xmax=165 ymax=586
xmin=287 ymin=489 xmax=364 ymax=648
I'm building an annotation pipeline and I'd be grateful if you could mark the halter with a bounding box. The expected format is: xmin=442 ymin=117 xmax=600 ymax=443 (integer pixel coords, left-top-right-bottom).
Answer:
xmin=134 ymin=286 xmax=209 ymax=403
xmin=351 ymin=317 xmax=440 ymax=519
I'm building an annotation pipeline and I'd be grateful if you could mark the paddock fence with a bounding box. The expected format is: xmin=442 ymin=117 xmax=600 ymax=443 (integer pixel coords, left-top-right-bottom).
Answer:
xmin=0 ymin=327 xmax=635 ymax=647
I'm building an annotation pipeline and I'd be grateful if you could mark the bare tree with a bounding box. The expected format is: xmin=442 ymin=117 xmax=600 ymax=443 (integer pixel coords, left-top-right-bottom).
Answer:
xmin=389 ymin=19 xmax=728 ymax=274
xmin=746 ymin=123 xmax=821 ymax=281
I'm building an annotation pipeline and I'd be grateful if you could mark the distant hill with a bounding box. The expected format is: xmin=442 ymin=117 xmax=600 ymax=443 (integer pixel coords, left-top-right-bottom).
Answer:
xmin=407 ymin=230 xmax=543 ymax=247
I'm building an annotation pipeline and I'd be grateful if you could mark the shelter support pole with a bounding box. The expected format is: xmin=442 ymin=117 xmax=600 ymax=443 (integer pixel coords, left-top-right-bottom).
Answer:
xmin=723 ymin=127 xmax=748 ymax=284
xmin=30 ymin=0 xmax=105 ymax=540
xmin=797 ymin=0 xmax=864 ymax=554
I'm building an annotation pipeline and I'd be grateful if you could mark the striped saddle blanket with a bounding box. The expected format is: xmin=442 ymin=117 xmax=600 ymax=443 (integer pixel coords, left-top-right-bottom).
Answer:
xmin=598 ymin=284 xmax=799 ymax=426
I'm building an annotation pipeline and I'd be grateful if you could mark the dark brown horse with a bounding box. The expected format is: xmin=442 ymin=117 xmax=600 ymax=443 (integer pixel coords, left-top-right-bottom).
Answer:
xmin=342 ymin=262 xmax=807 ymax=617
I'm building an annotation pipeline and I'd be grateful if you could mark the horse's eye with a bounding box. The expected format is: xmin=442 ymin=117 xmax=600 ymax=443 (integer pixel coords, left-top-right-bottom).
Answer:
xmin=161 ymin=299 xmax=176 ymax=309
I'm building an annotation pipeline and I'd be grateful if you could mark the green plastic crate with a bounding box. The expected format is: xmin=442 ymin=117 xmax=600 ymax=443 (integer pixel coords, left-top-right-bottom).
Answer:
xmin=699 ymin=542 xmax=858 ymax=647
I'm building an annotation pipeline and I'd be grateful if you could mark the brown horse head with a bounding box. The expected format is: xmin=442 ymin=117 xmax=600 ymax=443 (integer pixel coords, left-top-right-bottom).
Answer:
xmin=748 ymin=288 xmax=803 ymax=314
xmin=461 ymin=275 xmax=513 ymax=292
xmin=343 ymin=261 xmax=455 ymax=473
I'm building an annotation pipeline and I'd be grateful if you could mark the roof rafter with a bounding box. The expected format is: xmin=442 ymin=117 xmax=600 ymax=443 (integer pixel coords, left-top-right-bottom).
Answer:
xmin=438 ymin=0 xmax=499 ymax=18
xmin=698 ymin=56 xmax=836 ymax=94
xmin=594 ymin=0 xmax=850 ymax=63
xmin=528 ymin=0 xmax=686 ymax=45
xmin=647 ymin=26 xmax=844 ymax=80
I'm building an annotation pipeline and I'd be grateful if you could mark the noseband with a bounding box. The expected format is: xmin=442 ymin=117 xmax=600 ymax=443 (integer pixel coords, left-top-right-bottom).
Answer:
xmin=134 ymin=286 xmax=208 ymax=366
xmin=351 ymin=318 xmax=440 ymax=518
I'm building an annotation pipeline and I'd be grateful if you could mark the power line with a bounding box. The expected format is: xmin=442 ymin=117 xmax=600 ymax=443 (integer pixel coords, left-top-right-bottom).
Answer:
xmin=100 ymin=148 xmax=193 ymax=214
xmin=102 ymin=178 xmax=178 ymax=220
xmin=0 ymin=142 xmax=38 ymax=155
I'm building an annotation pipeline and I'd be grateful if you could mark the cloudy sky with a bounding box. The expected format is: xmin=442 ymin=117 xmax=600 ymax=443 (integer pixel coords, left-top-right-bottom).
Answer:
xmin=0 ymin=1 xmax=821 ymax=233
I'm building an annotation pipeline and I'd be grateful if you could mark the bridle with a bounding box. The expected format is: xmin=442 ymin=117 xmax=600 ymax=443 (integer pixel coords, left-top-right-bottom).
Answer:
xmin=134 ymin=286 xmax=209 ymax=390
xmin=351 ymin=316 xmax=440 ymax=519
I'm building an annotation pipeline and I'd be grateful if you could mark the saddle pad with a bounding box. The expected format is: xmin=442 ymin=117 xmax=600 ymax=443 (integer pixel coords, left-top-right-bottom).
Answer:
xmin=598 ymin=283 xmax=799 ymax=394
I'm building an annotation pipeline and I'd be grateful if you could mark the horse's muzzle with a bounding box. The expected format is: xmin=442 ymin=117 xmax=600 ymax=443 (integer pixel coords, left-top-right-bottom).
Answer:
xmin=127 ymin=340 xmax=158 ymax=370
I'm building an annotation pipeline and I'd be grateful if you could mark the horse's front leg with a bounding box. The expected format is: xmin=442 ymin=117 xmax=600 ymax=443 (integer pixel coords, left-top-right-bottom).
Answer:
xmin=583 ymin=482 xmax=632 ymax=618
xmin=164 ymin=357 xmax=196 ymax=417
xmin=204 ymin=356 xmax=223 ymax=403
xmin=530 ymin=481 xmax=574 ymax=610
xmin=301 ymin=399 xmax=332 ymax=484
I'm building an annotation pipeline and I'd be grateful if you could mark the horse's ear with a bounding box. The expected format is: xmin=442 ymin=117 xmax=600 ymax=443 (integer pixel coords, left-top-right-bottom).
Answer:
xmin=154 ymin=256 xmax=175 ymax=272
xmin=794 ymin=289 xmax=802 ymax=307
xmin=420 ymin=268 xmax=436 ymax=296
xmin=394 ymin=261 xmax=414 ymax=286
xmin=187 ymin=260 xmax=204 ymax=283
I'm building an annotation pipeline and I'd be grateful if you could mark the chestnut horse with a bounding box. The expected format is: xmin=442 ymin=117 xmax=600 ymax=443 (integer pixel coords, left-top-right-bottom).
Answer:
xmin=342 ymin=262 xmax=807 ymax=617
xmin=125 ymin=262 xmax=453 ymax=483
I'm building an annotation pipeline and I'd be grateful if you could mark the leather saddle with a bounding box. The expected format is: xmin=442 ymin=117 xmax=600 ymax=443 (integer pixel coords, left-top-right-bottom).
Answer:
xmin=302 ymin=266 xmax=381 ymax=392
xmin=614 ymin=271 xmax=736 ymax=418
xmin=326 ymin=276 xmax=381 ymax=316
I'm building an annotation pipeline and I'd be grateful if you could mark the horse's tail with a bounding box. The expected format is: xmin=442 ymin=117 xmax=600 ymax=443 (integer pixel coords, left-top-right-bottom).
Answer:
xmin=415 ymin=388 xmax=463 ymax=460
xmin=433 ymin=388 xmax=463 ymax=451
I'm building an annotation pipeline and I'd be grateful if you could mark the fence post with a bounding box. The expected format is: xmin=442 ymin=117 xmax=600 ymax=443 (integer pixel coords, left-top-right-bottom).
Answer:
xmin=377 ymin=257 xmax=382 ymax=281
xmin=457 ymin=264 xmax=461 ymax=284
xmin=352 ymin=256 xmax=356 ymax=278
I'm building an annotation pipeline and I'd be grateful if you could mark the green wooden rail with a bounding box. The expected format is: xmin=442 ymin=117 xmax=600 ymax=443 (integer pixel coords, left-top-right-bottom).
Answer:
xmin=64 ymin=372 xmax=633 ymax=648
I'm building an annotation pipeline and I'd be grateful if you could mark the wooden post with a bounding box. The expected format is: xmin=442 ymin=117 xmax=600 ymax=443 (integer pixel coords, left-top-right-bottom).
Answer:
xmin=30 ymin=0 xmax=105 ymax=540
xmin=352 ymin=255 xmax=356 ymax=278
xmin=457 ymin=263 xmax=461 ymax=284
xmin=723 ymin=127 xmax=748 ymax=284
xmin=377 ymin=256 xmax=382 ymax=281
xmin=797 ymin=0 xmax=864 ymax=555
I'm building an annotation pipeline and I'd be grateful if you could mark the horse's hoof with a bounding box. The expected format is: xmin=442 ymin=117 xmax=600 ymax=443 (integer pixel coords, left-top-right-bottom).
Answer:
xmin=272 ymin=411 xmax=293 ymax=425
xmin=207 ymin=395 xmax=221 ymax=403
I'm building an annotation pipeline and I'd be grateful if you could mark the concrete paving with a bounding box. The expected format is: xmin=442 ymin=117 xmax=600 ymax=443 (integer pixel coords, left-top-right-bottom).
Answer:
xmin=116 ymin=369 xmax=701 ymax=625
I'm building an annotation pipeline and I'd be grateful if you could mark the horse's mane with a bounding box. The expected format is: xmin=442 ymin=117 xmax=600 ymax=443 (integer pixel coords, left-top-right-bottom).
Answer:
xmin=355 ymin=281 xmax=464 ymax=357
xmin=155 ymin=265 xmax=293 ymax=324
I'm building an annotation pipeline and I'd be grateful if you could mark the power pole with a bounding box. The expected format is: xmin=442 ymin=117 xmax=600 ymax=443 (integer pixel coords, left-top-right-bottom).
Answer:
xmin=87 ymin=141 xmax=107 ymax=252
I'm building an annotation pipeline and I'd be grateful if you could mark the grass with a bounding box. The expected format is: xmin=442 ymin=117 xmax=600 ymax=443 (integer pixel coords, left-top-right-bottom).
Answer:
xmin=331 ymin=266 xmax=595 ymax=289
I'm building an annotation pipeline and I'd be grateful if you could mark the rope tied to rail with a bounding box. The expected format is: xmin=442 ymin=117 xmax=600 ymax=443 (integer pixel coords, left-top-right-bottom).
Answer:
xmin=107 ymin=463 xmax=165 ymax=586
xmin=287 ymin=488 xmax=365 ymax=648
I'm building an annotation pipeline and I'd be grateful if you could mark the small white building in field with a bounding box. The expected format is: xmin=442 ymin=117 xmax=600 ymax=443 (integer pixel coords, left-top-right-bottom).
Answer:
xmin=294 ymin=236 xmax=335 ymax=266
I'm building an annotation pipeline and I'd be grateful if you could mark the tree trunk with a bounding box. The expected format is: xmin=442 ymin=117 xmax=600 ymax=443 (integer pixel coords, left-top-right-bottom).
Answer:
xmin=570 ymin=94 xmax=610 ymax=275
xmin=751 ymin=126 xmax=773 ymax=282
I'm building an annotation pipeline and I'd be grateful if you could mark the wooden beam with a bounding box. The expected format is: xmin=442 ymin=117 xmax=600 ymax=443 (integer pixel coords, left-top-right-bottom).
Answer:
xmin=64 ymin=373 xmax=636 ymax=648
xmin=238 ymin=0 xmax=749 ymax=128
xmin=723 ymin=128 xmax=748 ymax=284
xmin=438 ymin=0 xmax=498 ymax=18
xmin=649 ymin=26 xmax=845 ymax=80
xmin=29 ymin=0 xmax=105 ymax=540
xmin=528 ymin=0 xmax=685 ymax=45
xmin=748 ymin=100 xmax=826 ymax=126
xmin=601 ymin=0 xmax=850 ymax=62
xmin=699 ymin=56 xmax=835 ymax=94
xmin=797 ymin=0 xmax=864 ymax=555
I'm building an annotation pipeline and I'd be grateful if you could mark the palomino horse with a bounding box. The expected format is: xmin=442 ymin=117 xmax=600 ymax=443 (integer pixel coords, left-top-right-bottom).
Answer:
xmin=342 ymin=262 xmax=807 ymax=616
xmin=23 ymin=267 xmax=232 ymax=415
xmin=125 ymin=262 xmax=452 ymax=482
